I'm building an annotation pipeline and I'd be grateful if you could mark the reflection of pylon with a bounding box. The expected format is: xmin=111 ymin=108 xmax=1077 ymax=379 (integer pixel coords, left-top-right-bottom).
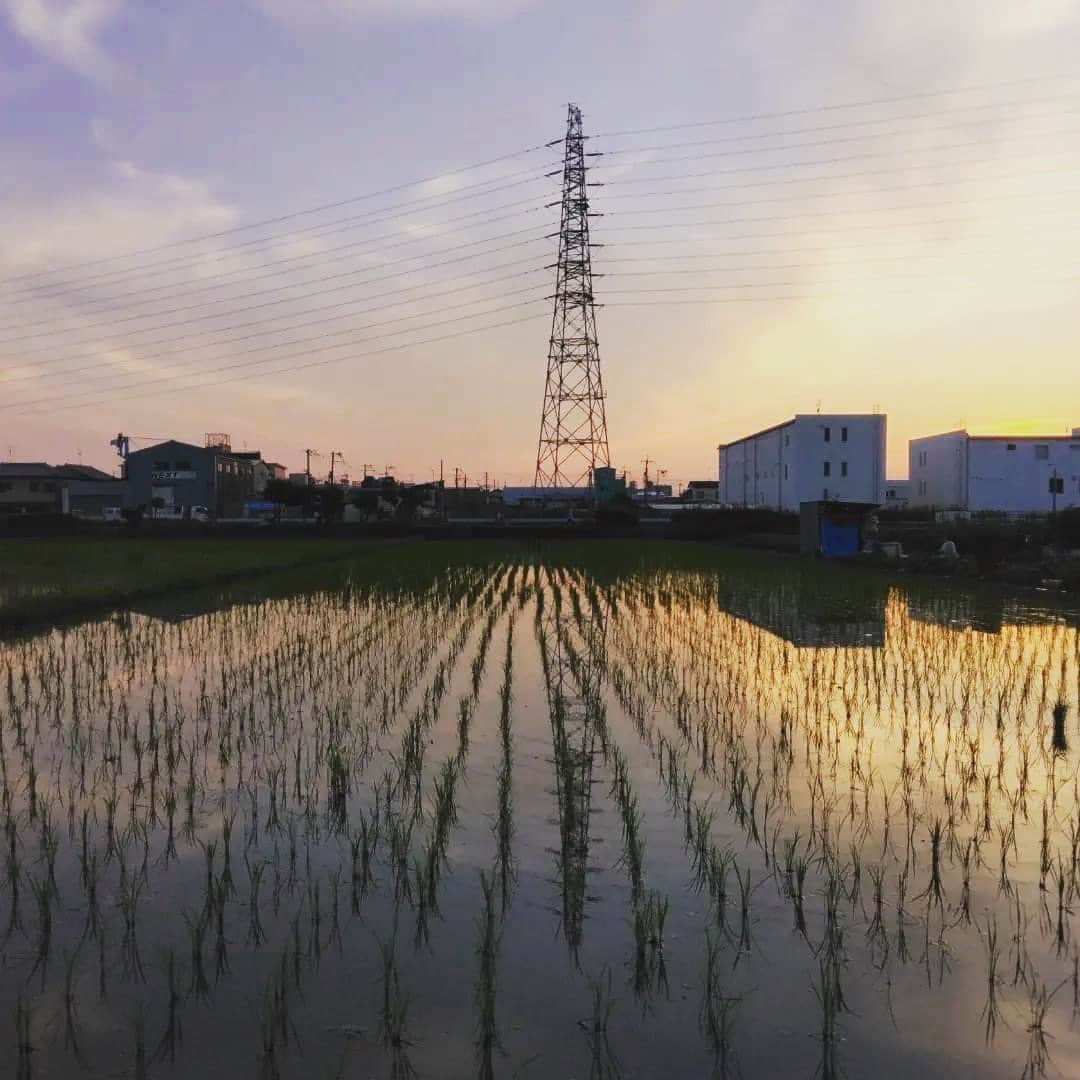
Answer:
xmin=537 ymin=568 xmax=607 ymax=959
xmin=534 ymin=104 xmax=610 ymax=489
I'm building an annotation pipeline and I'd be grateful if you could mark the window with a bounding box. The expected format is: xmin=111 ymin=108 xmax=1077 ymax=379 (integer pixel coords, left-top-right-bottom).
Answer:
xmin=1006 ymin=444 xmax=1016 ymax=451
xmin=841 ymin=462 xmax=848 ymax=478
xmin=153 ymin=460 xmax=169 ymax=469
xmin=823 ymin=488 xmax=829 ymax=499
xmin=784 ymin=434 xmax=790 ymax=447
xmin=824 ymin=426 xmax=831 ymax=443
xmin=175 ymin=459 xmax=191 ymax=470
xmin=823 ymin=461 xmax=831 ymax=477
xmin=886 ymin=488 xmax=895 ymax=498
xmin=0 ymin=482 xmax=11 ymax=493
xmin=841 ymin=427 xmax=848 ymax=442
xmin=1034 ymin=444 xmax=1049 ymax=460
xmin=43 ymin=482 xmax=56 ymax=493
xmin=783 ymin=464 xmax=789 ymax=480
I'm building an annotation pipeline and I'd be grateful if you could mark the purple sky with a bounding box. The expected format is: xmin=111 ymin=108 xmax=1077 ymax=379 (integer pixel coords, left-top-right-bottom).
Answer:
xmin=2 ymin=1 xmax=1079 ymax=485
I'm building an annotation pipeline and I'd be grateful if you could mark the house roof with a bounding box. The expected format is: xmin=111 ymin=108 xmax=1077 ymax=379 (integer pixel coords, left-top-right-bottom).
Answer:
xmin=914 ymin=429 xmax=1078 ymax=443
xmin=0 ymin=462 xmax=56 ymax=477
xmin=57 ymin=464 xmax=117 ymax=481
xmin=126 ymin=439 xmax=205 ymax=457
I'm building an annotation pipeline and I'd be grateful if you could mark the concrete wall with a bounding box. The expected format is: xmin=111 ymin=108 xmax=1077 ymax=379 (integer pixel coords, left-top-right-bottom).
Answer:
xmin=719 ymin=414 xmax=885 ymax=510
xmin=718 ymin=422 xmax=795 ymax=509
xmin=909 ymin=432 xmax=967 ymax=508
xmin=909 ymin=431 xmax=1080 ymax=511
xmin=791 ymin=414 xmax=885 ymax=506
xmin=967 ymin=438 xmax=1080 ymax=512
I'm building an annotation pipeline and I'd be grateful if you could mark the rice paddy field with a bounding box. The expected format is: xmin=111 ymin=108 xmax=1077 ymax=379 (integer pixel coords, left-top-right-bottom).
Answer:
xmin=1 ymin=540 xmax=1079 ymax=1078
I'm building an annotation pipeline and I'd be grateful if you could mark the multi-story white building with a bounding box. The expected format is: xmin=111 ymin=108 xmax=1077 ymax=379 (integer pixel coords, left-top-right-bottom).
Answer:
xmin=717 ymin=414 xmax=886 ymax=511
xmin=909 ymin=428 xmax=1080 ymax=512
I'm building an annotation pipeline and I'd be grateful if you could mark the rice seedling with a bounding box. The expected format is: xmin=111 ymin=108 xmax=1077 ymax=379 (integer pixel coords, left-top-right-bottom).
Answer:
xmin=1020 ymin=978 xmax=1066 ymax=1079
xmin=579 ymin=967 xmax=621 ymax=1080
xmin=15 ymin=993 xmax=33 ymax=1080
xmin=700 ymin=931 xmax=742 ymax=1079
xmin=475 ymin=870 xmax=502 ymax=1078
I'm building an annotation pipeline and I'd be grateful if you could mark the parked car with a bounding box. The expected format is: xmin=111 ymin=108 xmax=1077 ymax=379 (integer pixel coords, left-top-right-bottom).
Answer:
xmin=102 ymin=507 xmax=124 ymax=523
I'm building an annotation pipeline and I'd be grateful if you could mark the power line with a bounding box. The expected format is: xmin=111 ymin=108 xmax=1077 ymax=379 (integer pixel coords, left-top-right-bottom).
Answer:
xmin=590 ymin=73 xmax=1080 ymax=138
xmin=3 ymin=310 xmax=551 ymax=417
xmin=0 ymin=191 xmax=554 ymax=318
xmin=0 ymin=262 xmax=548 ymax=385
xmin=591 ymin=125 xmax=1080 ymax=174
xmin=598 ymin=147 xmax=1080 ymax=192
xmin=0 ymin=226 xmax=554 ymax=356
xmin=593 ymin=205 xmax=1076 ymax=238
xmin=594 ymin=102 xmax=1079 ymax=159
xmin=0 ymin=214 xmax=554 ymax=341
xmin=0 ymin=140 xmax=559 ymax=288
xmin=0 ymin=297 xmax=551 ymax=411
xmin=600 ymin=184 xmax=1080 ymax=222
xmin=9 ymin=155 xmax=1075 ymax=354
xmin=594 ymin=94 xmax=1079 ymax=149
xmin=598 ymin=161 xmax=1080 ymax=205
xmin=0 ymin=165 xmax=558 ymax=305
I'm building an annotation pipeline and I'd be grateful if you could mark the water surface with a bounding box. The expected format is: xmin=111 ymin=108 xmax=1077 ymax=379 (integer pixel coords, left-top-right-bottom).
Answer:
xmin=1 ymin=545 xmax=1078 ymax=1078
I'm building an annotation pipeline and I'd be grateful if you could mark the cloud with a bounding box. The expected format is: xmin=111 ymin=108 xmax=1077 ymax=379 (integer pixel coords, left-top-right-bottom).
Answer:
xmin=0 ymin=159 xmax=235 ymax=281
xmin=2 ymin=0 xmax=122 ymax=82
xmin=253 ymin=0 xmax=533 ymax=25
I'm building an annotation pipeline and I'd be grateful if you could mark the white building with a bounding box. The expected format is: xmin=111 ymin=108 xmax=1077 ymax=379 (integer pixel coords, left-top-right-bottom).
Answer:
xmin=717 ymin=414 xmax=886 ymax=511
xmin=883 ymin=480 xmax=910 ymax=509
xmin=909 ymin=428 xmax=1080 ymax=512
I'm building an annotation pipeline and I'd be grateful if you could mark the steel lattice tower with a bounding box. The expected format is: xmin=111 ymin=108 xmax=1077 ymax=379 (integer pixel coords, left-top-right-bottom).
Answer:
xmin=534 ymin=103 xmax=610 ymax=489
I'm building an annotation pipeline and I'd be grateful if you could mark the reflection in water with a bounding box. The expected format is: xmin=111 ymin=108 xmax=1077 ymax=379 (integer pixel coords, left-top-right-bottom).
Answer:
xmin=0 ymin=552 xmax=1078 ymax=1078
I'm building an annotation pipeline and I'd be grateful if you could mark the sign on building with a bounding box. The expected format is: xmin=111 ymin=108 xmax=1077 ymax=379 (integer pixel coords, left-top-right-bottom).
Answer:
xmin=151 ymin=470 xmax=197 ymax=482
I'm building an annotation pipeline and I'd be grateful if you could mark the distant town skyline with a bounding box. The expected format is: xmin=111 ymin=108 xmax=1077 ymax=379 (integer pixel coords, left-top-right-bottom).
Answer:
xmin=2 ymin=0 xmax=1079 ymax=484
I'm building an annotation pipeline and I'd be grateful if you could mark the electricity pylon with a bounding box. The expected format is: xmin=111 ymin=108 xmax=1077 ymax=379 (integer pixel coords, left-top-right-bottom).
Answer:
xmin=534 ymin=103 xmax=610 ymax=489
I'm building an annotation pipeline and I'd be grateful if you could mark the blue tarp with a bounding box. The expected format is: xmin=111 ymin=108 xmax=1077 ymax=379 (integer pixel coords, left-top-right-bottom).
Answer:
xmin=820 ymin=519 xmax=859 ymax=557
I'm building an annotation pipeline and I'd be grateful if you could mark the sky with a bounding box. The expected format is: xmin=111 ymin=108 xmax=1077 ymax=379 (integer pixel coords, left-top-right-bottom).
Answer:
xmin=1 ymin=0 xmax=1079 ymax=487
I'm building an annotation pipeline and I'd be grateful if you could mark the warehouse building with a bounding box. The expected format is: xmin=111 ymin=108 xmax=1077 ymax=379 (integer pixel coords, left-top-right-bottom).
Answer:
xmin=0 ymin=462 xmax=124 ymax=516
xmin=909 ymin=428 xmax=1080 ymax=512
xmin=717 ymin=414 xmax=886 ymax=511
xmin=124 ymin=439 xmax=258 ymax=518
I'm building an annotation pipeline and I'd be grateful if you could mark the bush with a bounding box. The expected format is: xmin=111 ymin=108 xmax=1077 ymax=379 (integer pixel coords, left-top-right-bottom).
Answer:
xmin=671 ymin=508 xmax=799 ymax=540
xmin=1052 ymin=508 xmax=1080 ymax=549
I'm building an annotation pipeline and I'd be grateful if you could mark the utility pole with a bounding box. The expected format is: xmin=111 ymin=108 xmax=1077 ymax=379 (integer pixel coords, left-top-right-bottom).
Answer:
xmin=328 ymin=451 xmax=342 ymax=485
xmin=304 ymin=448 xmax=318 ymax=486
xmin=534 ymin=103 xmax=610 ymax=489
xmin=361 ymin=463 xmax=373 ymax=481
xmin=384 ymin=463 xmax=395 ymax=480
xmin=641 ymin=457 xmax=653 ymax=491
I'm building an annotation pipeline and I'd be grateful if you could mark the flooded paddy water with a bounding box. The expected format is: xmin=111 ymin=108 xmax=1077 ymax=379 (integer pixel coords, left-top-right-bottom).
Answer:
xmin=1 ymin=542 xmax=1079 ymax=1078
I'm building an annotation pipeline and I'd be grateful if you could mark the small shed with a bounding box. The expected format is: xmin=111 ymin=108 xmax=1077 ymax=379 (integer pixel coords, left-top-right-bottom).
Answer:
xmin=799 ymin=500 xmax=880 ymax=558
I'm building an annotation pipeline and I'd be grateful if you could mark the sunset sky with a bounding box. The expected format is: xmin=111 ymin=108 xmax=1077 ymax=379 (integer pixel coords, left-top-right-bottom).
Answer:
xmin=2 ymin=0 xmax=1079 ymax=487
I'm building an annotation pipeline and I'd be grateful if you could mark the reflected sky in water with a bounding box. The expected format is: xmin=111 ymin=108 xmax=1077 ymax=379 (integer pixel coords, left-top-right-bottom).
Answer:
xmin=0 ymin=548 xmax=1077 ymax=1078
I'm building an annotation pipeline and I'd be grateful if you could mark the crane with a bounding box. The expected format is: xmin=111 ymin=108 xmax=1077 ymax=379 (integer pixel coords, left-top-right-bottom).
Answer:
xmin=109 ymin=433 xmax=166 ymax=459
